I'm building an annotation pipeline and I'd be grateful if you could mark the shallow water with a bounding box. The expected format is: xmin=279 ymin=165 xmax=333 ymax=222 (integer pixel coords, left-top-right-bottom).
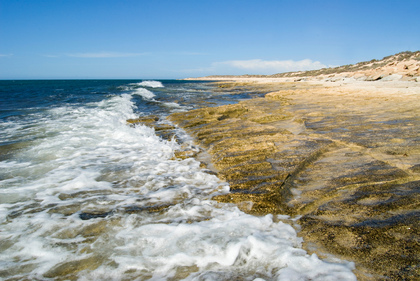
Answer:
xmin=0 ymin=80 xmax=356 ymax=280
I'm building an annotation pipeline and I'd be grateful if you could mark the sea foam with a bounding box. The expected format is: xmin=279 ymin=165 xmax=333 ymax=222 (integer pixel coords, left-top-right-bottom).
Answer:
xmin=0 ymin=82 xmax=357 ymax=280
xmin=132 ymin=88 xmax=156 ymax=99
xmin=132 ymin=80 xmax=164 ymax=88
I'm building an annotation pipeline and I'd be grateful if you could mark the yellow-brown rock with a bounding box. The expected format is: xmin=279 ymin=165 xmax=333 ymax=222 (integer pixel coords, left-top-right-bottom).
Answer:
xmin=169 ymin=81 xmax=420 ymax=280
xmin=127 ymin=115 xmax=176 ymax=140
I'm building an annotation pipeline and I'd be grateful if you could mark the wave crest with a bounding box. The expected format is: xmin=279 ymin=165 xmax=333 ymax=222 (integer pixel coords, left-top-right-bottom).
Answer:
xmin=133 ymin=80 xmax=164 ymax=88
xmin=132 ymin=88 xmax=156 ymax=99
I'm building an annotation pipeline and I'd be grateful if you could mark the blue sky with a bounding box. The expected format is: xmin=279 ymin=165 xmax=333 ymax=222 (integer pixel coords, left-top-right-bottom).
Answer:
xmin=1 ymin=0 xmax=419 ymax=79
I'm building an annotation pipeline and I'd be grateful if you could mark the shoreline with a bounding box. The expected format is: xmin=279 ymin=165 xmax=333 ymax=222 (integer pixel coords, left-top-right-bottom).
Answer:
xmin=185 ymin=75 xmax=420 ymax=92
xmin=169 ymin=78 xmax=420 ymax=280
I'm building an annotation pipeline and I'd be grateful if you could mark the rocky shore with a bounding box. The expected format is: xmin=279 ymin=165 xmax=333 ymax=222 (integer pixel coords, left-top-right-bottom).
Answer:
xmin=167 ymin=75 xmax=420 ymax=281
xmin=198 ymin=50 xmax=420 ymax=83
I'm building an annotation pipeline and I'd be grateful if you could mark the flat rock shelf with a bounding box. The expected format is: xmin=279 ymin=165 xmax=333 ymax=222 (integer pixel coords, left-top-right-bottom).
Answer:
xmin=168 ymin=81 xmax=420 ymax=281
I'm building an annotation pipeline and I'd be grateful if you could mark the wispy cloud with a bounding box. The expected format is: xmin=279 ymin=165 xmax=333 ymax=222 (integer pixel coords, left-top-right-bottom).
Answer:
xmin=0 ymin=53 xmax=13 ymax=57
xmin=65 ymin=52 xmax=148 ymax=58
xmin=215 ymin=59 xmax=327 ymax=73
xmin=185 ymin=58 xmax=328 ymax=76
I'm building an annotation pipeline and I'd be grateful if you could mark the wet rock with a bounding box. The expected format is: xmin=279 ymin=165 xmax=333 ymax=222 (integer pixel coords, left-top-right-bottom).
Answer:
xmin=123 ymin=204 xmax=172 ymax=214
xmin=126 ymin=115 xmax=159 ymax=125
xmin=43 ymin=255 xmax=105 ymax=279
xmin=173 ymin=149 xmax=199 ymax=160
xmin=48 ymin=204 xmax=82 ymax=216
xmin=168 ymin=81 xmax=420 ymax=280
xmin=127 ymin=115 xmax=176 ymax=140
xmin=79 ymin=211 xmax=113 ymax=220
xmin=409 ymin=164 xmax=420 ymax=173
xmin=155 ymin=129 xmax=177 ymax=141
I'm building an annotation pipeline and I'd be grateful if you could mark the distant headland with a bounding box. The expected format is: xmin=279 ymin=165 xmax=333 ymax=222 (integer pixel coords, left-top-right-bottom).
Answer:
xmin=187 ymin=50 xmax=420 ymax=83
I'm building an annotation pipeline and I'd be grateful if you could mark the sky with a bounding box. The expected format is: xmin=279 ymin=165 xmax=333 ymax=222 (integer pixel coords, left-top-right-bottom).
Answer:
xmin=1 ymin=0 xmax=419 ymax=79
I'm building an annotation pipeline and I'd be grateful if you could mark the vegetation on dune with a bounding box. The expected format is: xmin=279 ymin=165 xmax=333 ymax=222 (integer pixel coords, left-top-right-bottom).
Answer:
xmin=206 ymin=51 xmax=420 ymax=78
xmin=271 ymin=51 xmax=420 ymax=78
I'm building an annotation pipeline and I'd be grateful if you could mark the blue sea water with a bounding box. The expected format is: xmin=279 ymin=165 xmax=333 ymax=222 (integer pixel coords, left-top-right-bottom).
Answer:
xmin=0 ymin=80 xmax=356 ymax=280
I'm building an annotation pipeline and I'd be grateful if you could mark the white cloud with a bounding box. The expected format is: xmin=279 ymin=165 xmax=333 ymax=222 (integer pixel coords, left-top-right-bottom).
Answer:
xmin=0 ymin=53 xmax=13 ymax=57
xmin=215 ymin=59 xmax=327 ymax=74
xmin=66 ymin=52 xmax=147 ymax=58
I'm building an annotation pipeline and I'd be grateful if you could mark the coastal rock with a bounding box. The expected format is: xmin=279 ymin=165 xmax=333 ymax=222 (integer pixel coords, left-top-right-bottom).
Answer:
xmin=169 ymin=81 xmax=420 ymax=280
xmin=127 ymin=115 xmax=176 ymax=140
xmin=366 ymin=74 xmax=383 ymax=81
xmin=127 ymin=115 xmax=159 ymax=125
xmin=381 ymin=74 xmax=403 ymax=81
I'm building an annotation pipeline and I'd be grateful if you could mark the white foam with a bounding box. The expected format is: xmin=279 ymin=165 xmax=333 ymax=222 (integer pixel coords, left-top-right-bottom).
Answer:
xmin=163 ymin=101 xmax=182 ymax=108
xmin=0 ymin=91 xmax=356 ymax=280
xmin=132 ymin=80 xmax=164 ymax=88
xmin=77 ymin=208 xmax=356 ymax=280
xmin=132 ymin=88 xmax=156 ymax=99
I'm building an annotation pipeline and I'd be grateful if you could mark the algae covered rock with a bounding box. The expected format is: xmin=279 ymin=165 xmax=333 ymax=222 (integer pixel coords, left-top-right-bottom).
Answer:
xmin=127 ymin=115 xmax=176 ymax=140
xmin=168 ymin=81 xmax=420 ymax=280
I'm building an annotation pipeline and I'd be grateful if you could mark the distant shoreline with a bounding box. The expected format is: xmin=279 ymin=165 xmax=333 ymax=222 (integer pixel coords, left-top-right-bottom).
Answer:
xmin=186 ymin=50 xmax=420 ymax=84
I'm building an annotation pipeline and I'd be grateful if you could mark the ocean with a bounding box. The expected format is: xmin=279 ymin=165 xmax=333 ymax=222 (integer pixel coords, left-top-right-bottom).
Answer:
xmin=0 ymin=80 xmax=356 ymax=280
